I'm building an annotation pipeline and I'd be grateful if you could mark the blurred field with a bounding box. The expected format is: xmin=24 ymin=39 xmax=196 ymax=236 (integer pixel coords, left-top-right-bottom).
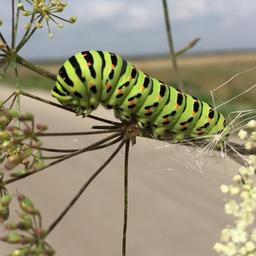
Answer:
xmin=1 ymin=51 xmax=256 ymax=112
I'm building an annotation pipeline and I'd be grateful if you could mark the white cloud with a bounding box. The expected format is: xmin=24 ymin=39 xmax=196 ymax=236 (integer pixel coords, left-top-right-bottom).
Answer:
xmin=70 ymin=0 xmax=125 ymax=22
xmin=116 ymin=6 xmax=162 ymax=31
xmin=172 ymin=0 xmax=209 ymax=21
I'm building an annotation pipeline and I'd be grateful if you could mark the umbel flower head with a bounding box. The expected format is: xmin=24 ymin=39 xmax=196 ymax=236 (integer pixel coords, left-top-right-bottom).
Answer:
xmin=214 ymin=120 xmax=256 ymax=256
xmin=17 ymin=0 xmax=77 ymax=38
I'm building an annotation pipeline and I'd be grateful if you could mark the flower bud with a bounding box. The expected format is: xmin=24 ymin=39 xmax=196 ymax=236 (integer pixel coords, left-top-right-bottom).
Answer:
xmin=5 ymin=154 xmax=22 ymax=170
xmin=57 ymin=23 xmax=64 ymax=28
xmin=1 ymin=232 xmax=24 ymax=244
xmin=1 ymin=140 xmax=13 ymax=150
xmin=18 ymin=194 xmax=38 ymax=215
xmin=36 ymin=124 xmax=48 ymax=132
xmin=9 ymin=247 xmax=30 ymax=256
xmin=22 ymin=11 xmax=30 ymax=16
xmin=0 ymin=131 xmax=10 ymax=140
xmin=4 ymin=223 xmax=17 ymax=230
xmin=0 ymin=40 xmax=6 ymax=49
xmin=35 ymin=22 xmax=43 ymax=29
xmin=69 ymin=16 xmax=77 ymax=23
xmin=48 ymin=32 xmax=54 ymax=39
xmin=24 ymin=23 xmax=32 ymax=30
xmin=0 ymin=194 xmax=12 ymax=206
xmin=18 ymin=113 xmax=33 ymax=121
xmin=17 ymin=215 xmax=33 ymax=230
xmin=10 ymin=169 xmax=28 ymax=178
xmin=0 ymin=115 xmax=9 ymax=125
xmin=17 ymin=3 xmax=24 ymax=10
xmin=0 ymin=205 xmax=9 ymax=223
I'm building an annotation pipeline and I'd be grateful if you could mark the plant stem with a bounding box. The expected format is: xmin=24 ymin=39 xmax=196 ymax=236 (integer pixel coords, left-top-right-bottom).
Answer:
xmin=15 ymin=55 xmax=57 ymax=81
xmin=46 ymin=138 xmax=127 ymax=235
xmin=41 ymin=135 xmax=123 ymax=159
xmin=4 ymin=132 xmax=123 ymax=185
xmin=122 ymin=140 xmax=130 ymax=256
xmin=11 ymin=0 xmax=15 ymax=49
xmin=17 ymin=90 xmax=120 ymax=125
xmin=36 ymin=129 xmax=122 ymax=137
xmin=16 ymin=16 xmax=43 ymax=52
xmin=175 ymin=38 xmax=200 ymax=57
xmin=162 ymin=0 xmax=184 ymax=91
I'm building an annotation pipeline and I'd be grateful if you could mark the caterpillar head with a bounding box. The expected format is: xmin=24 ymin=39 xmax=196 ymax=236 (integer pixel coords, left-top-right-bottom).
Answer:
xmin=52 ymin=62 xmax=91 ymax=116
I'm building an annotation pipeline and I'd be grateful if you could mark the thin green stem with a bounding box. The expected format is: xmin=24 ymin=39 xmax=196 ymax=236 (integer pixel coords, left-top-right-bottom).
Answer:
xmin=36 ymin=129 xmax=122 ymax=137
xmin=122 ymin=140 xmax=130 ymax=256
xmin=33 ymin=133 xmax=123 ymax=153
xmin=0 ymin=33 xmax=10 ymax=50
xmin=17 ymin=13 xmax=36 ymax=45
xmin=46 ymin=138 xmax=126 ymax=235
xmin=162 ymin=0 xmax=184 ymax=91
xmin=17 ymin=90 xmax=120 ymax=125
xmin=13 ymin=0 xmax=21 ymax=48
xmin=31 ymin=146 xmax=78 ymax=153
xmin=16 ymin=16 xmax=43 ymax=52
xmin=14 ymin=65 xmax=21 ymax=127
xmin=3 ymin=92 xmax=16 ymax=104
xmin=175 ymin=38 xmax=200 ymax=57
xmin=41 ymin=135 xmax=123 ymax=159
xmin=15 ymin=55 xmax=56 ymax=81
xmin=11 ymin=0 xmax=15 ymax=49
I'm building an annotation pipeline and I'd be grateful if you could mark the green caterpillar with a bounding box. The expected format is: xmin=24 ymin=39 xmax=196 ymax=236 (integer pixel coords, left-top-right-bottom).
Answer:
xmin=52 ymin=50 xmax=228 ymax=141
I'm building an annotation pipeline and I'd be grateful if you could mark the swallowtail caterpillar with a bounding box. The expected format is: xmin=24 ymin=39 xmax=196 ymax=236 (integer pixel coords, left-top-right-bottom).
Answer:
xmin=52 ymin=50 xmax=228 ymax=142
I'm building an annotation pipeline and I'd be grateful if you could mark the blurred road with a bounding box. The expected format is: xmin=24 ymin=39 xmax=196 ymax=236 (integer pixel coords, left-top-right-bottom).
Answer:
xmin=0 ymin=86 xmax=239 ymax=256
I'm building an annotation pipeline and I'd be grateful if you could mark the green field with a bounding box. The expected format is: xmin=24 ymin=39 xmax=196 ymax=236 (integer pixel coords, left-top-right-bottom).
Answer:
xmin=1 ymin=51 xmax=256 ymax=113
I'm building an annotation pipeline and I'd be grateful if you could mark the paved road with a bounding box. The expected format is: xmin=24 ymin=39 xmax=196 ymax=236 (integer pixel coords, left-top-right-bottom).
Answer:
xmin=0 ymin=86 xmax=239 ymax=256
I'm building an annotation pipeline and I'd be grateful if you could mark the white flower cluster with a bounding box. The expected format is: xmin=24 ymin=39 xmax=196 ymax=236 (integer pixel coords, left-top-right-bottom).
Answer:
xmin=17 ymin=0 xmax=77 ymax=38
xmin=214 ymin=120 xmax=256 ymax=256
xmin=238 ymin=120 xmax=256 ymax=150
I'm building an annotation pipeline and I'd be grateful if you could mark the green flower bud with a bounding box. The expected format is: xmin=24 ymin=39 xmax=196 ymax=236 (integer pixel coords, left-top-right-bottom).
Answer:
xmin=1 ymin=140 xmax=13 ymax=150
xmin=9 ymin=111 xmax=19 ymax=118
xmin=24 ymin=23 xmax=32 ymax=30
xmin=0 ymin=115 xmax=9 ymax=125
xmin=0 ymin=194 xmax=12 ymax=206
xmin=17 ymin=3 xmax=24 ymax=10
xmin=0 ymin=131 xmax=10 ymax=140
xmin=4 ymin=223 xmax=17 ymax=230
xmin=0 ymin=205 xmax=9 ymax=223
xmin=18 ymin=194 xmax=38 ymax=215
xmin=1 ymin=232 xmax=23 ymax=244
xmin=9 ymin=247 xmax=30 ymax=256
xmin=5 ymin=154 xmax=22 ymax=170
xmin=69 ymin=16 xmax=77 ymax=23
xmin=18 ymin=113 xmax=33 ymax=121
xmin=17 ymin=215 xmax=33 ymax=230
xmin=10 ymin=169 xmax=28 ymax=178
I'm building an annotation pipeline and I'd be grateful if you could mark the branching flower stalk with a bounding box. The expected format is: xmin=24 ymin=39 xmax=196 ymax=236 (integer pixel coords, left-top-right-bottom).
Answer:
xmin=1 ymin=193 xmax=55 ymax=256
xmin=46 ymin=138 xmax=128 ymax=236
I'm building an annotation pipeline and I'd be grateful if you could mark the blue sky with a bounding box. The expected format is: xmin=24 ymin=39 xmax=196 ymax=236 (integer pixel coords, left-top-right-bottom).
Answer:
xmin=1 ymin=0 xmax=256 ymax=59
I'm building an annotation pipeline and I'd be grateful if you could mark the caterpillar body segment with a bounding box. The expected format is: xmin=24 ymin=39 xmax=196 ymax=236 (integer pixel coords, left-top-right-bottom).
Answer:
xmin=52 ymin=50 xmax=228 ymax=141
